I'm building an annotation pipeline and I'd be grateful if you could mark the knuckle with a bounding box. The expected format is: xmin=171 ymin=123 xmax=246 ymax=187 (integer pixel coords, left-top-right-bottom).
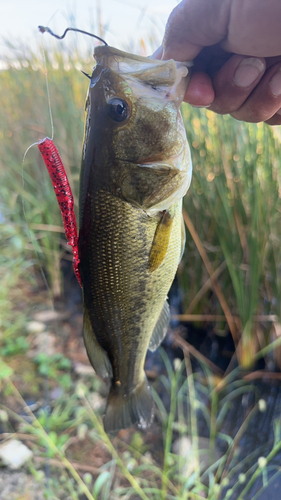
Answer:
xmin=210 ymin=100 xmax=240 ymax=115
xmin=231 ymin=105 xmax=274 ymax=123
xmin=265 ymin=114 xmax=281 ymax=126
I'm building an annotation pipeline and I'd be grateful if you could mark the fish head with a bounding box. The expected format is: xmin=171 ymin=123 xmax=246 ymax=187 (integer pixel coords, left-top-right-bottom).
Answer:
xmin=82 ymin=46 xmax=192 ymax=213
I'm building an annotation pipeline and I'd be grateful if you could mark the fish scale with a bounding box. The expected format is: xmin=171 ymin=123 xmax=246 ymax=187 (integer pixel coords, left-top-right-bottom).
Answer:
xmin=78 ymin=46 xmax=192 ymax=433
xmin=80 ymin=189 xmax=182 ymax=421
xmin=82 ymin=191 xmax=179 ymax=346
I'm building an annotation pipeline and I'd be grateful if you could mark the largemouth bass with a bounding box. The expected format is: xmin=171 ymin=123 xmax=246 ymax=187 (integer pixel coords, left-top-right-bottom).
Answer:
xmin=78 ymin=46 xmax=192 ymax=433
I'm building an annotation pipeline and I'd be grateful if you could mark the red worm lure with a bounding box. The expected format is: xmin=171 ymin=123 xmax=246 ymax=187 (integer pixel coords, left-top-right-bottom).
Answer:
xmin=38 ymin=137 xmax=82 ymax=287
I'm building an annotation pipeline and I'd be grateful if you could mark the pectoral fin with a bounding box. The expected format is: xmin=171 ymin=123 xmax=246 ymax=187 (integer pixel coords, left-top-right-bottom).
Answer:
xmin=83 ymin=306 xmax=113 ymax=380
xmin=148 ymin=299 xmax=170 ymax=352
xmin=148 ymin=210 xmax=174 ymax=272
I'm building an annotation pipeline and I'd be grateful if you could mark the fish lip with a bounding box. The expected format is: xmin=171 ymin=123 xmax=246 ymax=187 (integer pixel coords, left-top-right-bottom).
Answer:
xmin=115 ymin=148 xmax=186 ymax=171
xmin=115 ymin=158 xmax=175 ymax=170
xmin=115 ymin=143 xmax=185 ymax=166
xmin=94 ymin=45 xmax=194 ymax=67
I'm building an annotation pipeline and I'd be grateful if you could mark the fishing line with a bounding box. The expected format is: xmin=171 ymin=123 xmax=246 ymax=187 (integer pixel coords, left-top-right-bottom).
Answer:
xmin=41 ymin=41 xmax=54 ymax=141
xmin=21 ymin=35 xmax=57 ymax=492
xmin=38 ymin=25 xmax=108 ymax=46
xmin=21 ymin=37 xmax=55 ymax=291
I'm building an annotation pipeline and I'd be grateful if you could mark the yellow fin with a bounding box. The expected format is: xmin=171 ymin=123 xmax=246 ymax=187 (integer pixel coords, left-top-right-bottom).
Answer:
xmin=148 ymin=210 xmax=174 ymax=272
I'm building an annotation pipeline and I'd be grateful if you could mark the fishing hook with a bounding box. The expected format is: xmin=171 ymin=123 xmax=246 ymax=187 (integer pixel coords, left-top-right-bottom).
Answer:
xmin=38 ymin=26 xmax=108 ymax=46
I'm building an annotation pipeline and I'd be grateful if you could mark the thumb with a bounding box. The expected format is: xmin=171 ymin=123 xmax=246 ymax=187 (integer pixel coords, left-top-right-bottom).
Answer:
xmin=162 ymin=0 xmax=231 ymax=61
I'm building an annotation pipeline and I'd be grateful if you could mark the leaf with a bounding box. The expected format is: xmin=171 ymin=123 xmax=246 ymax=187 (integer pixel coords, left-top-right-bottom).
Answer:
xmin=0 ymin=359 xmax=13 ymax=381
xmin=92 ymin=471 xmax=111 ymax=498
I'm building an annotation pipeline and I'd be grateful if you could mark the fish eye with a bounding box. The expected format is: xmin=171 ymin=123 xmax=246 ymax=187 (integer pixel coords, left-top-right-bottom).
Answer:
xmin=107 ymin=98 xmax=129 ymax=122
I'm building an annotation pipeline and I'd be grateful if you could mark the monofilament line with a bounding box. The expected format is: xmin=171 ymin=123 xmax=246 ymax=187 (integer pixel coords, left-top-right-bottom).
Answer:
xmin=40 ymin=39 xmax=54 ymax=140
xmin=21 ymin=38 xmax=55 ymax=272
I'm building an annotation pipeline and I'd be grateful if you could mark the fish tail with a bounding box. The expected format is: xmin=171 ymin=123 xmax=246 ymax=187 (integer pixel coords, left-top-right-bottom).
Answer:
xmin=104 ymin=377 xmax=154 ymax=433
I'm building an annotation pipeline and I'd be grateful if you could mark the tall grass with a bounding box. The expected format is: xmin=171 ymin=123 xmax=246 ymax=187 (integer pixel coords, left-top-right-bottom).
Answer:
xmin=182 ymin=107 xmax=281 ymax=367
xmin=0 ymin=43 xmax=88 ymax=295
xmin=1 ymin=40 xmax=281 ymax=500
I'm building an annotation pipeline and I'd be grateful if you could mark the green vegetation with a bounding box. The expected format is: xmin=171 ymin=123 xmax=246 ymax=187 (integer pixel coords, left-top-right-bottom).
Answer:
xmin=2 ymin=353 xmax=281 ymax=499
xmin=182 ymin=108 xmax=281 ymax=367
xmin=0 ymin=41 xmax=281 ymax=499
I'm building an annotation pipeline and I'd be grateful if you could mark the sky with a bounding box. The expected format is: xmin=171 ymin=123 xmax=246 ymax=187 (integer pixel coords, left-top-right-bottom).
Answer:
xmin=0 ymin=0 xmax=179 ymax=59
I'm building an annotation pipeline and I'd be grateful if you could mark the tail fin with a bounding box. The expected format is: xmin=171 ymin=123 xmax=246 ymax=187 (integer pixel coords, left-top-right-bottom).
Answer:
xmin=103 ymin=377 xmax=154 ymax=433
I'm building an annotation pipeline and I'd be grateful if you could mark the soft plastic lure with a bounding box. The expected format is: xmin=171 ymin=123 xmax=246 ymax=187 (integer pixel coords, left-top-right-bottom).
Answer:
xmin=37 ymin=27 xmax=108 ymax=289
xmin=38 ymin=137 xmax=81 ymax=287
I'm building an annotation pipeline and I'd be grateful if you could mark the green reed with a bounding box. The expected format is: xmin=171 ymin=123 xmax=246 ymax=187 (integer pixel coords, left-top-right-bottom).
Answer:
xmin=182 ymin=106 xmax=281 ymax=366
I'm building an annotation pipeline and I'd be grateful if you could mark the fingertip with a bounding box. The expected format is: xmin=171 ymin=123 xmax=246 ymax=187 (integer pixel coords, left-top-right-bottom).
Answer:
xmin=183 ymin=72 xmax=215 ymax=106
xmin=151 ymin=46 xmax=163 ymax=60
xmin=162 ymin=42 xmax=202 ymax=62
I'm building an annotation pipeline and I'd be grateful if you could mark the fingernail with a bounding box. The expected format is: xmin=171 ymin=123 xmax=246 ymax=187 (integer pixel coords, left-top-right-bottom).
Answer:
xmin=269 ymin=69 xmax=281 ymax=96
xmin=277 ymin=108 xmax=281 ymax=115
xmin=233 ymin=58 xmax=265 ymax=88
xmin=192 ymin=104 xmax=211 ymax=108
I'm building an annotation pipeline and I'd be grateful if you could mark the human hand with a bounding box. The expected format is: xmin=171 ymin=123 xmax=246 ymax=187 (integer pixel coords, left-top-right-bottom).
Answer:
xmin=156 ymin=0 xmax=281 ymax=125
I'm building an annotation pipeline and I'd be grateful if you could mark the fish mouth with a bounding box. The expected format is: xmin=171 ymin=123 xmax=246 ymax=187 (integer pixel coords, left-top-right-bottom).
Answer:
xmin=116 ymin=146 xmax=188 ymax=173
xmin=94 ymin=45 xmax=191 ymax=106
xmin=116 ymin=158 xmax=177 ymax=172
xmin=94 ymin=45 xmax=193 ymax=69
